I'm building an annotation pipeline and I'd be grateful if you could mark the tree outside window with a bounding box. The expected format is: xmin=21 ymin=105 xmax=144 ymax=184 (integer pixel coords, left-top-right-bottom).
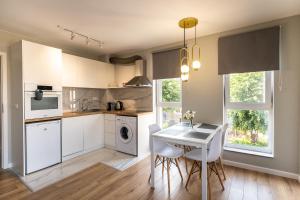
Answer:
xmin=157 ymin=79 xmax=182 ymax=128
xmin=225 ymin=72 xmax=273 ymax=155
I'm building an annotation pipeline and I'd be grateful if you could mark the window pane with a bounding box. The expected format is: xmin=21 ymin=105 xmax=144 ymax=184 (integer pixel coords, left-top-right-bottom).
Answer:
xmin=229 ymin=72 xmax=265 ymax=103
xmin=162 ymin=107 xmax=182 ymax=129
xmin=162 ymin=79 xmax=181 ymax=102
xmin=225 ymin=109 xmax=271 ymax=153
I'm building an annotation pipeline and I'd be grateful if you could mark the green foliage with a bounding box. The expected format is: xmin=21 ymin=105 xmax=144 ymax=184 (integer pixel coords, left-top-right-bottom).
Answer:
xmin=230 ymin=72 xmax=264 ymax=103
xmin=229 ymin=110 xmax=268 ymax=134
xmin=162 ymin=79 xmax=181 ymax=102
xmin=230 ymin=137 xmax=268 ymax=147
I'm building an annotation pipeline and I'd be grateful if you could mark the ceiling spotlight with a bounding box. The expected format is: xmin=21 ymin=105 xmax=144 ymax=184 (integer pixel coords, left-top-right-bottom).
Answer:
xmin=70 ymin=32 xmax=75 ymax=40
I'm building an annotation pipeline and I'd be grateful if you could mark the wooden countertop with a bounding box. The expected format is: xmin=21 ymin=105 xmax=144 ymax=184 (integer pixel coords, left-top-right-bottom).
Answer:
xmin=25 ymin=110 xmax=153 ymax=123
xmin=63 ymin=110 xmax=153 ymax=118
xmin=25 ymin=116 xmax=62 ymax=123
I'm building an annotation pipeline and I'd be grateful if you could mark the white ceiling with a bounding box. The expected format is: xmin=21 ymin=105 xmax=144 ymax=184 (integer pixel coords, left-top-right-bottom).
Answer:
xmin=0 ymin=0 xmax=299 ymax=57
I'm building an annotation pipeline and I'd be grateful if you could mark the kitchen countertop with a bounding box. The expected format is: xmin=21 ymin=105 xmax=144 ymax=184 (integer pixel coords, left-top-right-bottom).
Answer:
xmin=25 ymin=110 xmax=153 ymax=123
xmin=63 ymin=110 xmax=153 ymax=118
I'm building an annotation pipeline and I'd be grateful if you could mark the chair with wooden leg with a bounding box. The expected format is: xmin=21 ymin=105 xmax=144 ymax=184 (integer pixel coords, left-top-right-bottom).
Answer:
xmin=219 ymin=123 xmax=228 ymax=180
xmin=185 ymin=128 xmax=225 ymax=199
xmin=148 ymin=124 xmax=184 ymax=195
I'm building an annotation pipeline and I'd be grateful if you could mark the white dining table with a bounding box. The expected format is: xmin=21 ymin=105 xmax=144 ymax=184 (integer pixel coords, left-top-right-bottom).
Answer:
xmin=150 ymin=123 xmax=222 ymax=200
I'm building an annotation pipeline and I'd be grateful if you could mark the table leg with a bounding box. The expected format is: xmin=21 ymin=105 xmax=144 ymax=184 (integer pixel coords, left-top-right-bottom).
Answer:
xmin=150 ymin=136 xmax=155 ymax=188
xmin=201 ymin=144 xmax=208 ymax=200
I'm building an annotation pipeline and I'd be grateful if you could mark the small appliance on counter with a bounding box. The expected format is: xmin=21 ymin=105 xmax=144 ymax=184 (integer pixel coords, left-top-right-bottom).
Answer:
xmin=115 ymin=101 xmax=124 ymax=110
xmin=107 ymin=102 xmax=116 ymax=111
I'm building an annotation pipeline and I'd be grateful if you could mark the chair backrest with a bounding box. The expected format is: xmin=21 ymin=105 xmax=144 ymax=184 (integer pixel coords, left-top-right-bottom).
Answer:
xmin=221 ymin=123 xmax=229 ymax=147
xmin=148 ymin=124 xmax=165 ymax=153
xmin=207 ymin=127 xmax=223 ymax=162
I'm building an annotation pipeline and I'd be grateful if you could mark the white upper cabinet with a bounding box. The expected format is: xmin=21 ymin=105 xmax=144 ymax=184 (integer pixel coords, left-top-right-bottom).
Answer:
xmin=62 ymin=53 xmax=115 ymax=88
xmin=22 ymin=40 xmax=62 ymax=86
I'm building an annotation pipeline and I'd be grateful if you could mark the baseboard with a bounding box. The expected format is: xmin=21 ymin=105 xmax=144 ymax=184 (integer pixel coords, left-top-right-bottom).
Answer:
xmin=223 ymin=159 xmax=299 ymax=180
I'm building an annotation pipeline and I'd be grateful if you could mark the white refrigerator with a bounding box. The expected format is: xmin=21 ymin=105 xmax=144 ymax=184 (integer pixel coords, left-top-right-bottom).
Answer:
xmin=26 ymin=120 xmax=61 ymax=174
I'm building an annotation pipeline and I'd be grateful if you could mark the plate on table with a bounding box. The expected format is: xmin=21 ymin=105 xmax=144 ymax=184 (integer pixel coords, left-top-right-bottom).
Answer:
xmin=184 ymin=131 xmax=210 ymax=140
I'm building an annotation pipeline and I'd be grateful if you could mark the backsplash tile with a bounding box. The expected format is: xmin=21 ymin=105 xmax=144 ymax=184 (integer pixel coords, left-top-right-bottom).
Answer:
xmin=106 ymin=87 xmax=152 ymax=111
xmin=63 ymin=87 xmax=106 ymax=112
xmin=63 ymin=87 xmax=152 ymax=112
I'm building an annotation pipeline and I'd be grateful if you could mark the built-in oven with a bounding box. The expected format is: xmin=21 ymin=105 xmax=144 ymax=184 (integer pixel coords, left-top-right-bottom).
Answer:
xmin=24 ymin=83 xmax=63 ymax=119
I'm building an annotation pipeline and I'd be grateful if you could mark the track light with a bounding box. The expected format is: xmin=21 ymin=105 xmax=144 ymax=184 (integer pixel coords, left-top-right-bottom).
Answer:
xmin=70 ymin=32 xmax=75 ymax=40
xmin=58 ymin=25 xmax=104 ymax=48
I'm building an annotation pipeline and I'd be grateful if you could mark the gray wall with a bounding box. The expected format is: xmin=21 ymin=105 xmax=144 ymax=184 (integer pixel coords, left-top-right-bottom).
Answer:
xmin=122 ymin=15 xmax=300 ymax=174
xmin=183 ymin=15 xmax=300 ymax=174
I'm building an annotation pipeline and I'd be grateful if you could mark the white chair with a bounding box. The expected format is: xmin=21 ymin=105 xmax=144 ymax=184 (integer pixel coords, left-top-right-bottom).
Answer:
xmin=218 ymin=123 xmax=228 ymax=180
xmin=185 ymin=128 xmax=225 ymax=197
xmin=148 ymin=124 xmax=184 ymax=194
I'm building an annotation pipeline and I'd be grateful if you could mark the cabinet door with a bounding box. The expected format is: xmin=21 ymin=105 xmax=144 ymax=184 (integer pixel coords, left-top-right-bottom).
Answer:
xmin=83 ymin=114 xmax=104 ymax=151
xmin=62 ymin=117 xmax=84 ymax=157
xmin=62 ymin=53 xmax=115 ymax=88
xmin=22 ymin=40 xmax=62 ymax=86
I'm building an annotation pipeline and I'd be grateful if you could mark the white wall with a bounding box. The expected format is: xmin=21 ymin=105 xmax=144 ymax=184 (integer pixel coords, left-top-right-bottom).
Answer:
xmin=120 ymin=15 xmax=300 ymax=174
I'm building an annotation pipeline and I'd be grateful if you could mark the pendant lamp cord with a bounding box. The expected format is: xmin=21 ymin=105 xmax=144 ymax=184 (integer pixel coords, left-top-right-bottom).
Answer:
xmin=183 ymin=22 xmax=186 ymax=48
xmin=194 ymin=25 xmax=196 ymax=44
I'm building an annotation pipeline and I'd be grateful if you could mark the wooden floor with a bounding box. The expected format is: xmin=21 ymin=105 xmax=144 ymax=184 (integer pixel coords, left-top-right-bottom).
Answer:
xmin=0 ymin=157 xmax=299 ymax=200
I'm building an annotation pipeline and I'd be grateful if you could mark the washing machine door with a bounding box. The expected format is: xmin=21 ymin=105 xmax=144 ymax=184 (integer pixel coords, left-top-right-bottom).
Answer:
xmin=119 ymin=124 xmax=133 ymax=144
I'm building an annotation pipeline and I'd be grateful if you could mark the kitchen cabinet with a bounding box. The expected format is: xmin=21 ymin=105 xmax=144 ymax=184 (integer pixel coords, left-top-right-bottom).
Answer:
xmin=62 ymin=53 xmax=115 ymax=88
xmin=62 ymin=114 xmax=105 ymax=160
xmin=62 ymin=117 xmax=84 ymax=157
xmin=104 ymin=114 xmax=116 ymax=149
xmin=83 ymin=114 xmax=104 ymax=151
xmin=22 ymin=40 xmax=63 ymax=86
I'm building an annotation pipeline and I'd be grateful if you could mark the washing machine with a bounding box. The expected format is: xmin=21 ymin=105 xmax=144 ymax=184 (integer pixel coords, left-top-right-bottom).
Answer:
xmin=116 ymin=116 xmax=137 ymax=156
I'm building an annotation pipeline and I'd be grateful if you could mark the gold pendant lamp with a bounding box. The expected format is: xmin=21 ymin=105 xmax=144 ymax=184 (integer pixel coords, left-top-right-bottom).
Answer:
xmin=178 ymin=17 xmax=201 ymax=81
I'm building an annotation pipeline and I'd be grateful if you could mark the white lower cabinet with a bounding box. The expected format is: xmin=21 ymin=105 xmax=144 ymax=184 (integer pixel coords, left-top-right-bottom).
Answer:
xmin=62 ymin=117 xmax=84 ymax=157
xmin=83 ymin=114 xmax=104 ymax=151
xmin=62 ymin=114 xmax=104 ymax=160
xmin=104 ymin=114 xmax=116 ymax=149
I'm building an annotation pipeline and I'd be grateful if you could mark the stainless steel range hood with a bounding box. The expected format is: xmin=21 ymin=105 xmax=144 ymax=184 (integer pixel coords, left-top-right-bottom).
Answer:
xmin=109 ymin=56 xmax=152 ymax=88
xmin=125 ymin=60 xmax=152 ymax=87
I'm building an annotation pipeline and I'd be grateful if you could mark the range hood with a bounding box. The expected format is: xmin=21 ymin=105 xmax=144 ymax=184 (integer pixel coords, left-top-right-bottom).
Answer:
xmin=125 ymin=60 xmax=152 ymax=87
xmin=109 ymin=56 xmax=152 ymax=88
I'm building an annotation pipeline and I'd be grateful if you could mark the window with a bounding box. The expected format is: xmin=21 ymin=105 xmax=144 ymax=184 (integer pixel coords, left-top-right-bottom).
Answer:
xmin=224 ymin=71 xmax=274 ymax=156
xmin=156 ymin=78 xmax=182 ymax=128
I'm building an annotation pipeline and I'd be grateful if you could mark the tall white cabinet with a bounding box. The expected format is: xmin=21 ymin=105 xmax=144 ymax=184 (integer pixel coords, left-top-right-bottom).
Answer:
xmin=10 ymin=40 xmax=63 ymax=176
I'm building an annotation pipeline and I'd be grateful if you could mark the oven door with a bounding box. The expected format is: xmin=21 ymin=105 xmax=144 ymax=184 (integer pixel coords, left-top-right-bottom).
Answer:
xmin=25 ymin=92 xmax=62 ymax=119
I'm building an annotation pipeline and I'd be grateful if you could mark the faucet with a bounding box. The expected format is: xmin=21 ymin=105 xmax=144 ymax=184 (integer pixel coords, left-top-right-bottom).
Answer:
xmin=80 ymin=98 xmax=89 ymax=112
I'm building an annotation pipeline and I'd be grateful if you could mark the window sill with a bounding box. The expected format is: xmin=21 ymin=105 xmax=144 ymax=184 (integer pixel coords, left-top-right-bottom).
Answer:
xmin=224 ymin=147 xmax=274 ymax=158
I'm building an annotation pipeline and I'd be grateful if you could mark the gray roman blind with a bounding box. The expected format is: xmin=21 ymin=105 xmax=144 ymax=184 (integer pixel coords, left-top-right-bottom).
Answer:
xmin=152 ymin=48 xmax=181 ymax=79
xmin=218 ymin=26 xmax=280 ymax=75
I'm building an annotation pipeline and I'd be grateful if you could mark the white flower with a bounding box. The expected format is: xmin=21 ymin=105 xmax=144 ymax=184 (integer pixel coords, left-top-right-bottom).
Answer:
xmin=183 ymin=110 xmax=196 ymax=120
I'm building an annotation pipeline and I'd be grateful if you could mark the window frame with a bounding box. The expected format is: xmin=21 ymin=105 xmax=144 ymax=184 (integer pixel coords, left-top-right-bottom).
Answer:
xmin=223 ymin=71 xmax=274 ymax=157
xmin=156 ymin=78 xmax=182 ymax=128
